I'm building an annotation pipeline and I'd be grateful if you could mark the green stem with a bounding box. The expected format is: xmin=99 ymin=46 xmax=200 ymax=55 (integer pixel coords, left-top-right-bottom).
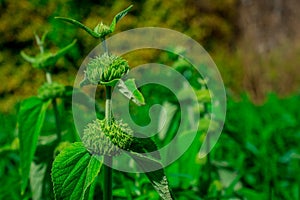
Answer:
xmin=36 ymin=33 xmax=62 ymax=143
xmin=104 ymin=155 xmax=113 ymax=200
xmin=103 ymin=30 xmax=113 ymax=200
xmin=104 ymin=86 xmax=113 ymax=200
xmin=52 ymin=98 xmax=62 ymax=142
xmin=45 ymin=70 xmax=61 ymax=142
xmin=105 ymin=86 xmax=112 ymax=124
xmin=102 ymin=38 xmax=109 ymax=54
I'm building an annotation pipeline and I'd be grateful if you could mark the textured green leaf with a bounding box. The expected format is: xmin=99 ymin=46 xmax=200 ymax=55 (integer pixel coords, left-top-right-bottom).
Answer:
xmin=110 ymin=5 xmax=133 ymax=32
xmin=55 ymin=17 xmax=101 ymax=38
xmin=117 ymin=79 xmax=145 ymax=106
xmin=51 ymin=142 xmax=102 ymax=200
xmin=18 ymin=97 xmax=51 ymax=194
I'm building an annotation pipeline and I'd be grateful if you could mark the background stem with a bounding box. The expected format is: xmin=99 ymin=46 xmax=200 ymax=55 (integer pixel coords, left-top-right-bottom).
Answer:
xmin=45 ymin=71 xmax=62 ymax=142
xmin=52 ymin=98 xmax=62 ymax=142
xmin=36 ymin=33 xmax=62 ymax=143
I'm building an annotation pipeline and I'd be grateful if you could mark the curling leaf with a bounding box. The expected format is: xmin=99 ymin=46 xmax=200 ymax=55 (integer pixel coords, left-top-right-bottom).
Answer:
xmin=110 ymin=5 xmax=133 ymax=32
xmin=21 ymin=51 xmax=36 ymax=63
xmin=55 ymin=17 xmax=101 ymax=38
xmin=117 ymin=79 xmax=145 ymax=106
xmin=51 ymin=142 xmax=102 ymax=200
xmin=18 ymin=97 xmax=51 ymax=194
xmin=56 ymin=5 xmax=132 ymax=39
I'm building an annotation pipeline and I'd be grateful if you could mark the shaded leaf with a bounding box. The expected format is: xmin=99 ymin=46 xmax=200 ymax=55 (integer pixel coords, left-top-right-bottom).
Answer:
xmin=18 ymin=97 xmax=51 ymax=194
xmin=30 ymin=163 xmax=47 ymax=200
xmin=117 ymin=79 xmax=145 ymax=106
xmin=53 ymin=39 xmax=77 ymax=61
xmin=130 ymin=134 xmax=161 ymax=160
xmin=51 ymin=142 xmax=102 ymax=200
xmin=128 ymin=151 xmax=175 ymax=200
xmin=127 ymin=137 xmax=174 ymax=199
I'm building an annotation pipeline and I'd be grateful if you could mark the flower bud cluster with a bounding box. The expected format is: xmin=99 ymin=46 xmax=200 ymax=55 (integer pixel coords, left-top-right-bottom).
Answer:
xmin=82 ymin=119 xmax=133 ymax=156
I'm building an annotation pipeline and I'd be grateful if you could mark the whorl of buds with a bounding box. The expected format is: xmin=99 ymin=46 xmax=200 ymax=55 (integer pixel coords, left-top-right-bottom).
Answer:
xmin=82 ymin=119 xmax=133 ymax=156
xmin=38 ymin=82 xmax=65 ymax=100
xmin=82 ymin=53 xmax=129 ymax=86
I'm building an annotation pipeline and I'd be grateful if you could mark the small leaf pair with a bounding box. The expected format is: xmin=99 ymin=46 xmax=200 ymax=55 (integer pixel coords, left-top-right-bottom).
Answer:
xmin=55 ymin=5 xmax=133 ymax=39
xmin=21 ymin=34 xmax=76 ymax=70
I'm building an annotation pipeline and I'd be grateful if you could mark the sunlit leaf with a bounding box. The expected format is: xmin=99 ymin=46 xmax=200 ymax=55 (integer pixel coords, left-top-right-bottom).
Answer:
xmin=55 ymin=17 xmax=101 ymax=38
xmin=117 ymin=79 xmax=145 ymax=106
xmin=18 ymin=97 xmax=51 ymax=194
xmin=100 ymin=78 xmax=120 ymax=87
xmin=110 ymin=5 xmax=133 ymax=32
xmin=51 ymin=142 xmax=102 ymax=200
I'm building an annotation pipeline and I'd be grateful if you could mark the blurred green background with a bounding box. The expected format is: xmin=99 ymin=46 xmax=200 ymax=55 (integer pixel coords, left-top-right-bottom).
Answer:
xmin=1 ymin=0 xmax=300 ymax=112
xmin=0 ymin=0 xmax=300 ymax=199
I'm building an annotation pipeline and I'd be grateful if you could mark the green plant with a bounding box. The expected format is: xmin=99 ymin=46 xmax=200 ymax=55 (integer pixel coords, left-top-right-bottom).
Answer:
xmin=19 ymin=32 xmax=77 ymax=199
xmin=51 ymin=5 xmax=175 ymax=200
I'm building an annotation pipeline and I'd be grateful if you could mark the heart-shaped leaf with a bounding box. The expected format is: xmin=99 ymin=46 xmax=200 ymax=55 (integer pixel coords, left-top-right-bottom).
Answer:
xmin=117 ymin=79 xmax=145 ymax=106
xmin=18 ymin=97 xmax=51 ymax=194
xmin=51 ymin=142 xmax=102 ymax=200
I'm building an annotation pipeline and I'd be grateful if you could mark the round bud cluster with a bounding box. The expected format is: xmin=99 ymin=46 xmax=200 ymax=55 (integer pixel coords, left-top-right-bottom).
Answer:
xmin=38 ymin=82 xmax=65 ymax=100
xmin=94 ymin=22 xmax=112 ymax=38
xmin=82 ymin=119 xmax=133 ymax=156
xmin=85 ymin=53 xmax=129 ymax=86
